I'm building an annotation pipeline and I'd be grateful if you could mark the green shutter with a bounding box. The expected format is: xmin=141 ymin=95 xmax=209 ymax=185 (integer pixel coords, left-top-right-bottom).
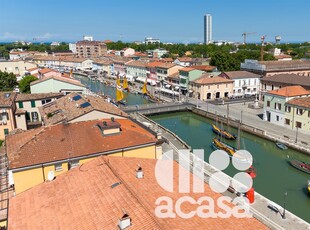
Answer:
xmin=31 ymin=100 xmax=36 ymax=108
xmin=4 ymin=129 xmax=9 ymax=136
xmin=18 ymin=101 xmax=24 ymax=108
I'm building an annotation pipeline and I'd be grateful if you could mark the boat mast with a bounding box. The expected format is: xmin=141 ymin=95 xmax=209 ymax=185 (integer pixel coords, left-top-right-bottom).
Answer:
xmin=237 ymin=119 xmax=241 ymax=150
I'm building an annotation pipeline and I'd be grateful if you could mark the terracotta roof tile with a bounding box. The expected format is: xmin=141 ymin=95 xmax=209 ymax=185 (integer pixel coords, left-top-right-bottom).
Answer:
xmin=39 ymin=93 xmax=128 ymax=126
xmin=125 ymin=60 xmax=147 ymax=68
xmin=6 ymin=119 xmax=156 ymax=169
xmin=220 ymin=71 xmax=261 ymax=79
xmin=156 ymin=63 xmax=176 ymax=69
xmin=180 ymin=67 xmax=195 ymax=72
xmin=0 ymin=92 xmax=17 ymax=107
xmin=191 ymin=75 xmax=233 ymax=85
xmin=8 ymin=156 xmax=268 ymax=230
xmin=267 ymin=85 xmax=310 ymax=97
xmin=261 ymin=74 xmax=310 ymax=87
xmin=38 ymin=68 xmax=55 ymax=74
xmin=16 ymin=93 xmax=64 ymax=102
xmin=30 ymin=75 xmax=85 ymax=87
xmin=146 ymin=61 xmax=165 ymax=68
xmin=287 ymin=96 xmax=310 ymax=108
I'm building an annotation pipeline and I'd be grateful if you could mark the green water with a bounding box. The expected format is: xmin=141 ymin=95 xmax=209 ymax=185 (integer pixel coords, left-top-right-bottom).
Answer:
xmin=150 ymin=111 xmax=310 ymax=223
xmin=74 ymin=74 xmax=150 ymax=106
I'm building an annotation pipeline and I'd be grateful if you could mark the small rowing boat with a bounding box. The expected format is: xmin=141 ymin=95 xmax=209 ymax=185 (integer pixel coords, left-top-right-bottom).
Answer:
xmin=276 ymin=142 xmax=288 ymax=150
xmin=289 ymin=159 xmax=310 ymax=174
xmin=307 ymin=179 xmax=310 ymax=195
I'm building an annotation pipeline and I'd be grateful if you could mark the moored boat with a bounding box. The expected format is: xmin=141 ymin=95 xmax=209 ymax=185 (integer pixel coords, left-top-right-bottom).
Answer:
xmin=307 ymin=179 xmax=310 ymax=195
xmin=276 ymin=142 xmax=288 ymax=150
xmin=289 ymin=159 xmax=310 ymax=174
xmin=211 ymin=124 xmax=236 ymax=140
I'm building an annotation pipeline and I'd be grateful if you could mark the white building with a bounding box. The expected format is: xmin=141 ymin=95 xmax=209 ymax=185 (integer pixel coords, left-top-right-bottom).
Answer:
xmin=144 ymin=37 xmax=160 ymax=44
xmin=204 ymin=14 xmax=212 ymax=44
xmin=69 ymin=43 xmax=77 ymax=54
xmin=219 ymin=71 xmax=261 ymax=97
xmin=83 ymin=35 xmax=93 ymax=41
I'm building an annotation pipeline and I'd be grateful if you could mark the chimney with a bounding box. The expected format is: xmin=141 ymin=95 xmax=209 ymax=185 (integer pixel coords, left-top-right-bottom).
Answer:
xmin=136 ymin=164 xmax=143 ymax=179
xmin=157 ymin=131 xmax=162 ymax=140
xmin=118 ymin=209 xmax=131 ymax=229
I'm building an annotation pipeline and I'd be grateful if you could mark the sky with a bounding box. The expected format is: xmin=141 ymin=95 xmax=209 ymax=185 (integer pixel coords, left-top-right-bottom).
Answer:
xmin=1 ymin=0 xmax=310 ymax=44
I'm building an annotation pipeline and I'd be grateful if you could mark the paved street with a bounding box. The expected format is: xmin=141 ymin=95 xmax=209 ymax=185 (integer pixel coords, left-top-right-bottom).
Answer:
xmin=188 ymin=98 xmax=310 ymax=151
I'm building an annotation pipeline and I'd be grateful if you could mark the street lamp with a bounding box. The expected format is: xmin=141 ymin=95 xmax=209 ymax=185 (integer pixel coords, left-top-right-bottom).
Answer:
xmin=282 ymin=191 xmax=288 ymax=219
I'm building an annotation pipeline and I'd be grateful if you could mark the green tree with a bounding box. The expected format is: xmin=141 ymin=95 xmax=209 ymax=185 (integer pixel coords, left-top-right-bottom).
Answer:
xmin=210 ymin=52 xmax=240 ymax=71
xmin=19 ymin=75 xmax=38 ymax=93
xmin=0 ymin=71 xmax=18 ymax=91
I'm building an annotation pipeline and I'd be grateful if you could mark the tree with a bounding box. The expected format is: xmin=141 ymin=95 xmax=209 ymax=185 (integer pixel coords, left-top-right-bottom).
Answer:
xmin=0 ymin=71 xmax=18 ymax=91
xmin=210 ymin=52 xmax=240 ymax=71
xmin=19 ymin=75 xmax=38 ymax=93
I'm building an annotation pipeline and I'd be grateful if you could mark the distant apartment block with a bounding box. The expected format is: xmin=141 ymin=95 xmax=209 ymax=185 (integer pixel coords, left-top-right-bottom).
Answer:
xmin=76 ymin=40 xmax=107 ymax=58
xmin=204 ymin=14 xmax=212 ymax=44
xmin=144 ymin=37 xmax=160 ymax=44
xmin=241 ymin=59 xmax=310 ymax=76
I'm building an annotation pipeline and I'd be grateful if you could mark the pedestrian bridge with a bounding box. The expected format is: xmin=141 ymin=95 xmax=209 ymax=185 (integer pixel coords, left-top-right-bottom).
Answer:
xmin=123 ymin=102 xmax=194 ymax=115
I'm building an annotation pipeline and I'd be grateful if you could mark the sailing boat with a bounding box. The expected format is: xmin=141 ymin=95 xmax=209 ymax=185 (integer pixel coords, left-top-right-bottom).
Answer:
xmin=141 ymin=78 xmax=159 ymax=103
xmin=112 ymin=77 xmax=126 ymax=106
xmin=211 ymin=120 xmax=249 ymax=163
xmin=122 ymin=76 xmax=129 ymax=92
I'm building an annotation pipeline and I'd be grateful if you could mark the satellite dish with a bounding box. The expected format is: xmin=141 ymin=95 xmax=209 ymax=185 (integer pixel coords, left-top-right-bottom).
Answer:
xmin=47 ymin=170 xmax=55 ymax=181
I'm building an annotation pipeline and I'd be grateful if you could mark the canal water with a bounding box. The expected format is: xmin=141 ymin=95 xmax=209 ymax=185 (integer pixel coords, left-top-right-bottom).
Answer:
xmin=149 ymin=111 xmax=310 ymax=223
xmin=74 ymin=74 xmax=150 ymax=106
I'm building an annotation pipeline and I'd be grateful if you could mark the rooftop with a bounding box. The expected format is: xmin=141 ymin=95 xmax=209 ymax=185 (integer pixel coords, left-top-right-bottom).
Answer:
xmin=220 ymin=71 xmax=261 ymax=79
xmin=6 ymin=119 xmax=156 ymax=170
xmin=0 ymin=92 xmax=17 ymax=107
xmin=8 ymin=156 xmax=267 ymax=230
xmin=287 ymin=96 xmax=310 ymax=108
xmin=156 ymin=62 xmax=176 ymax=69
xmin=39 ymin=93 xmax=128 ymax=126
xmin=261 ymin=74 xmax=310 ymax=87
xmin=191 ymin=65 xmax=217 ymax=72
xmin=16 ymin=93 xmax=64 ymax=102
xmin=30 ymin=75 xmax=85 ymax=87
xmin=267 ymin=85 xmax=310 ymax=97
xmin=125 ymin=60 xmax=147 ymax=68
xmin=191 ymin=75 xmax=233 ymax=85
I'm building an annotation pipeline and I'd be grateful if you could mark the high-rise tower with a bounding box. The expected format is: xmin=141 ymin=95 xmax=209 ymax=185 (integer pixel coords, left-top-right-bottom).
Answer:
xmin=204 ymin=14 xmax=212 ymax=44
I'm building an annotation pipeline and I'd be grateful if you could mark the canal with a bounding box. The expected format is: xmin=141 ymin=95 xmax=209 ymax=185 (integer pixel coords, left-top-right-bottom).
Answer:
xmin=74 ymin=74 xmax=151 ymax=106
xmin=149 ymin=111 xmax=310 ymax=223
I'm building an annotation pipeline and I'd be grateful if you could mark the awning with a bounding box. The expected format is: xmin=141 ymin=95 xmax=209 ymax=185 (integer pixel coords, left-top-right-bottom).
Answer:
xmin=165 ymin=84 xmax=171 ymax=88
xmin=125 ymin=74 xmax=134 ymax=81
xmin=147 ymin=79 xmax=157 ymax=86
xmin=159 ymin=88 xmax=180 ymax=95
xmin=136 ymin=77 xmax=146 ymax=83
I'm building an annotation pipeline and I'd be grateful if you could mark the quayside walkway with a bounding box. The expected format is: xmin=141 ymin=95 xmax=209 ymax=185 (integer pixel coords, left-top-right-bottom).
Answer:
xmin=123 ymin=102 xmax=192 ymax=114
xmin=131 ymin=112 xmax=310 ymax=230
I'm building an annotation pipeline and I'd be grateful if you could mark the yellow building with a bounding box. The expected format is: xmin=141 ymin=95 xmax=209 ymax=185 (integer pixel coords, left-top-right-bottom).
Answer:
xmin=285 ymin=96 xmax=310 ymax=133
xmin=0 ymin=92 xmax=17 ymax=140
xmin=6 ymin=118 xmax=162 ymax=194
xmin=189 ymin=74 xmax=234 ymax=100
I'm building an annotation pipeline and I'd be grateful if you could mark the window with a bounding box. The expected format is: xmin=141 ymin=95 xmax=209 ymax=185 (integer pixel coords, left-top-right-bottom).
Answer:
xmin=31 ymin=112 xmax=38 ymax=122
xmin=31 ymin=100 xmax=36 ymax=108
xmin=217 ymin=85 xmax=219 ymax=89
xmin=253 ymin=88 xmax=256 ymax=92
xmin=4 ymin=129 xmax=9 ymax=136
xmin=41 ymin=99 xmax=52 ymax=105
xmin=274 ymin=103 xmax=281 ymax=110
xmin=225 ymin=84 xmax=228 ymax=88
xmin=18 ymin=101 xmax=24 ymax=108
xmin=308 ymin=111 xmax=310 ymax=118
xmin=285 ymin=119 xmax=290 ymax=125
xmin=296 ymin=121 xmax=302 ymax=128
xmin=55 ymin=163 xmax=63 ymax=171
xmin=69 ymin=159 xmax=79 ymax=169
xmin=297 ymin=108 xmax=303 ymax=115
xmin=276 ymin=115 xmax=279 ymax=121
xmin=267 ymin=101 xmax=270 ymax=107
xmin=285 ymin=106 xmax=291 ymax=113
